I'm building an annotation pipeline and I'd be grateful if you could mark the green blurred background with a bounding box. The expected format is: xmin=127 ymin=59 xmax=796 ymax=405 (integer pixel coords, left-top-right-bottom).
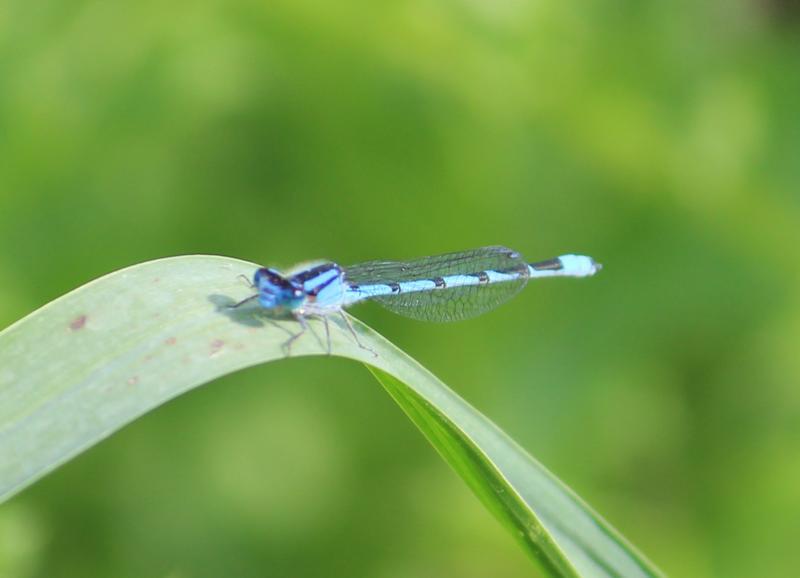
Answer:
xmin=1 ymin=0 xmax=799 ymax=576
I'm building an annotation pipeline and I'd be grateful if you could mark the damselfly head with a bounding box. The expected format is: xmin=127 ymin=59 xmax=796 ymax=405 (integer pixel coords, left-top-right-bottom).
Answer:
xmin=254 ymin=267 xmax=304 ymax=310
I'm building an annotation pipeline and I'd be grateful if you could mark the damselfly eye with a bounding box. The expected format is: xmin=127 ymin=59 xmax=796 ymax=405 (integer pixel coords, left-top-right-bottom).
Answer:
xmin=253 ymin=267 xmax=269 ymax=286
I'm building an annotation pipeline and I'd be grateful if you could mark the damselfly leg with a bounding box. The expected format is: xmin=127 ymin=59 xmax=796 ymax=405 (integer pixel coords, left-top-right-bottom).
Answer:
xmin=339 ymin=311 xmax=377 ymax=357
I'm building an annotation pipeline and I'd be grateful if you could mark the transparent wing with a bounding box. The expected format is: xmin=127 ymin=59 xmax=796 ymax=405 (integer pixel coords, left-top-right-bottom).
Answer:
xmin=343 ymin=246 xmax=529 ymax=322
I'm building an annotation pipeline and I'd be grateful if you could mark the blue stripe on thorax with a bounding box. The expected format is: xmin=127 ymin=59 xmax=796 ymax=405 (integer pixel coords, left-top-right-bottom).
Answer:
xmin=288 ymin=263 xmax=347 ymax=310
xmin=291 ymin=264 xmax=341 ymax=294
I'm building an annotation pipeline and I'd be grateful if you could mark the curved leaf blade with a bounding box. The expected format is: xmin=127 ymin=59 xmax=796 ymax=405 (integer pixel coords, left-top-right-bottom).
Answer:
xmin=372 ymin=367 xmax=662 ymax=577
xmin=0 ymin=256 xmax=662 ymax=577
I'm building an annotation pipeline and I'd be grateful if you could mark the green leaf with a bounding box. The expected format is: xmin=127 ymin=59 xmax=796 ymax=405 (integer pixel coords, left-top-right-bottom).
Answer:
xmin=0 ymin=256 xmax=662 ymax=577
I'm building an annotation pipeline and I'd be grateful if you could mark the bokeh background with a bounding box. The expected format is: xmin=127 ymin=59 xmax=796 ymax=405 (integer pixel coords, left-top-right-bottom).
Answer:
xmin=1 ymin=0 xmax=799 ymax=576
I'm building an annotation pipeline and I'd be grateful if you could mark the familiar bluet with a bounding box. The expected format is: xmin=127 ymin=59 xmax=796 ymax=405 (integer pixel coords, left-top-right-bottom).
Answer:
xmin=232 ymin=246 xmax=601 ymax=354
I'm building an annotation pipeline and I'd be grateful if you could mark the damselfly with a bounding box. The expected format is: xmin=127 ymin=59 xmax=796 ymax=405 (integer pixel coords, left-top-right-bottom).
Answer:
xmin=232 ymin=246 xmax=601 ymax=354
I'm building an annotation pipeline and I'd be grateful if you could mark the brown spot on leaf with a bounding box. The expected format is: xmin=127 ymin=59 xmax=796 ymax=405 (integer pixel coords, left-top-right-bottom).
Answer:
xmin=70 ymin=315 xmax=87 ymax=331
xmin=210 ymin=339 xmax=225 ymax=356
xmin=165 ymin=337 xmax=177 ymax=346
xmin=127 ymin=376 xmax=139 ymax=386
